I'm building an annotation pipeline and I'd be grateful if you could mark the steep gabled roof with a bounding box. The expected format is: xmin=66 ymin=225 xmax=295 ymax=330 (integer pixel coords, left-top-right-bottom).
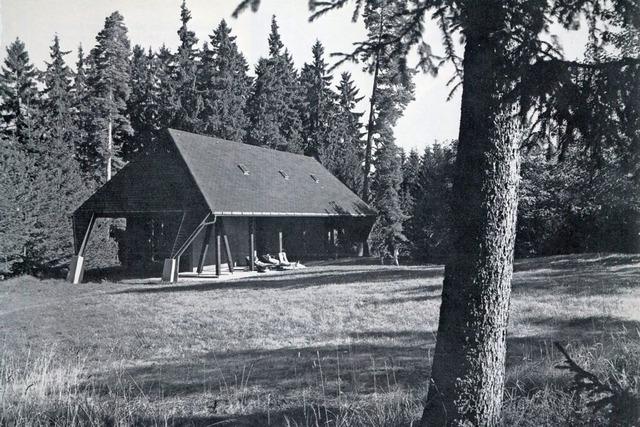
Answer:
xmin=75 ymin=129 xmax=375 ymax=218
xmin=168 ymin=129 xmax=374 ymax=216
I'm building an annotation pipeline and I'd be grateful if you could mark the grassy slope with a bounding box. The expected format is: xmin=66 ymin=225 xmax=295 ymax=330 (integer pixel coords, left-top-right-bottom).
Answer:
xmin=1 ymin=253 xmax=639 ymax=425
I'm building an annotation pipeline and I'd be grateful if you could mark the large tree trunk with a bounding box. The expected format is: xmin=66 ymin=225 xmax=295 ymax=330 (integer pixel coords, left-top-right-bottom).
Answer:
xmin=420 ymin=19 xmax=521 ymax=426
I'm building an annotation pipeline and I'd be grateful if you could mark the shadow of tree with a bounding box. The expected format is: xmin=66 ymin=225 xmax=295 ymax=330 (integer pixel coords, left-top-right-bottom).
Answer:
xmin=114 ymin=267 xmax=443 ymax=294
xmin=79 ymin=315 xmax=640 ymax=418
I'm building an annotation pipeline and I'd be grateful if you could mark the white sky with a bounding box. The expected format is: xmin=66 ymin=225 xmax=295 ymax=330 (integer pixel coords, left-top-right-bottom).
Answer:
xmin=0 ymin=0 xmax=589 ymax=152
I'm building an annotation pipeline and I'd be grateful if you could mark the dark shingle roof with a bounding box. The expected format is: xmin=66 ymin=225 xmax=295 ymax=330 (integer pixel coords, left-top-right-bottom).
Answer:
xmin=75 ymin=129 xmax=375 ymax=218
xmin=168 ymin=129 xmax=374 ymax=216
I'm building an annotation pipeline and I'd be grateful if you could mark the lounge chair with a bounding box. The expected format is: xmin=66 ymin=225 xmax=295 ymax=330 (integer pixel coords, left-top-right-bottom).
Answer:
xmin=261 ymin=254 xmax=281 ymax=267
xmin=246 ymin=255 xmax=271 ymax=273
xmin=277 ymin=252 xmax=291 ymax=267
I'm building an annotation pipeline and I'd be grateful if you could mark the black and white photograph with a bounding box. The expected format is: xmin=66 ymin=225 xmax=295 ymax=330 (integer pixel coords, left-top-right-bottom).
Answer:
xmin=0 ymin=0 xmax=639 ymax=425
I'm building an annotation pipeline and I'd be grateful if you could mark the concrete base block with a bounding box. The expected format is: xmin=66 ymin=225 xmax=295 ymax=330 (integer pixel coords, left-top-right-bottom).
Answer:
xmin=67 ymin=255 xmax=85 ymax=284
xmin=162 ymin=258 xmax=179 ymax=283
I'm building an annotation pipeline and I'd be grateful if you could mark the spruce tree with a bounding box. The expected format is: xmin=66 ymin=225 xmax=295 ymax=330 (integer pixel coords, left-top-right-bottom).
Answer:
xmin=408 ymin=143 xmax=455 ymax=262
xmin=156 ymin=44 xmax=178 ymax=129
xmin=0 ymin=38 xmax=39 ymax=148
xmin=399 ymin=147 xmax=420 ymax=250
xmin=29 ymin=35 xmax=90 ymax=272
xmin=318 ymin=72 xmax=364 ymax=193
xmin=370 ymin=141 xmax=406 ymax=265
xmin=300 ymin=40 xmax=335 ymax=157
xmin=172 ymin=0 xmax=203 ymax=132
xmin=0 ymin=137 xmax=36 ymax=271
xmin=200 ymin=19 xmax=252 ymax=141
xmin=126 ymin=45 xmax=161 ymax=155
xmin=71 ymin=45 xmax=93 ymax=176
xmin=85 ymin=11 xmax=133 ymax=183
xmin=247 ymin=16 xmax=304 ymax=152
xmin=42 ymin=35 xmax=74 ymax=149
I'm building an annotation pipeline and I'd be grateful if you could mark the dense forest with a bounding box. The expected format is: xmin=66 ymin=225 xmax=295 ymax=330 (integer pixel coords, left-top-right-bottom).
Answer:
xmin=0 ymin=2 xmax=637 ymax=275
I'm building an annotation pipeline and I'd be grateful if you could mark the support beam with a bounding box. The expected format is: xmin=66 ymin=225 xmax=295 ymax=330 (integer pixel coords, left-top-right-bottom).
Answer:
xmin=249 ymin=218 xmax=255 ymax=271
xmin=162 ymin=257 xmax=179 ymax=283
xmin=223 ymin=235 xmax=234 ymax=273
xmin=173 ymin=212 xmax=212 ymax=258
xmin=197 ymin=224 xmax=213 ymax=274
xmin=278 ymin=230 xmax=283 ymax=253
xmin=215 ymin=221 xmax=222 ymax=276
xmin=67 ymin=213 xmax=95 ymax=284
xmin=78 ymin=214 xmax=96 ymax=257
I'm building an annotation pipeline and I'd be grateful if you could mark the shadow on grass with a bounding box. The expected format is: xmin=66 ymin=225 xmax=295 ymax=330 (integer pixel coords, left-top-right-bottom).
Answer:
xmin=74 ymin=312 xmax=640 ymax=423
xmin=114 ymin=267 xmax=444 ymax=295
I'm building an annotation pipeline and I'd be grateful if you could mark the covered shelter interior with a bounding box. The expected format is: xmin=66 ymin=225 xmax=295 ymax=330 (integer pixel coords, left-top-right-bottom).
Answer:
xmin=68 ymin=129 xmax=376 ymax=284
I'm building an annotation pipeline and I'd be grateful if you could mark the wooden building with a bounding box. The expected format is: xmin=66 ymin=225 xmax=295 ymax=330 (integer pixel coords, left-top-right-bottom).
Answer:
xmin=67 ymin=129 xmax=376 ymax=283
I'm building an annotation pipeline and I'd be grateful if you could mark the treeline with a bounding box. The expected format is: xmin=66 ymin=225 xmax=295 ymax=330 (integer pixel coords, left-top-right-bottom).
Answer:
xmin=0 ymin=2 xmax=415 ymax=274
xmin=0 ymin=2 xmax=637 ymax=275
xmin=399 ymin=141 xmax=640 ymax=262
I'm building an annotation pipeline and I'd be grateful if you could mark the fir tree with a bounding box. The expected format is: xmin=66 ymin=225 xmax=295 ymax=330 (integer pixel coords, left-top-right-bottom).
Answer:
xmin=29 ymin=35 xmax=91 ymax=272
xmin=0 ymin=137 xmax=36 ymax=271
xmin=370 ymin=141 xmax=406 ymax=265
xmin=155 ymin=44 xmax=178 ymax=129
xmin=0 ymin=38 xmax=39 ymax=147
xmin=300 ymin=40 xmax=335 ymax=157
xmin=71 ymin=45 xmax=92 ymax=174
xmin=172 ymin=0 xmax=203 ymax=132
xmin=247 ymin=16 xmax=304 ymax=152
xmin=126 ymin=45 xmax=161 ymax=155
xmin=85 ymin=11 xmax=133 ymax=183
xmin=400 ymin=148 xmax=420 ymax=217
xmin=318 ymin=72 xmax=364 ymax=193
xmin=42 ymin=35 xmax=74 ymax=149
xmin=200 ymin=19 xmax=252 ymax=141
xmin=408 ymin=143 xmax=456 ymax=262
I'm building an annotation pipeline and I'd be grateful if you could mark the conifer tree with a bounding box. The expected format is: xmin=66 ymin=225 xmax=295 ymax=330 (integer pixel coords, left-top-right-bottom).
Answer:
xmin=200 ymin=19 xmax=252 ymax=141
xmin=318 ymin=72 xmax=364 ymax=193
xmin=0 ymin=38 xmax=40 ymax=148
xmin=29 ymin=35 xmax=91 ymax=272
xmin=0 ymin=137 xmax=43 ymax=272
xmin=42 ymin=36 xmax=74 ymax=148
xmin=172 ymin=0 xmax=203 ymax=132
xmin=247 ymin=16 xmax=304 ymax=152
xmin=400 ymin=148 xmax=420 ymax=233
xmin=85 ymin=11 xmax=132 ymax=183
xmin=155 ymin=44 xmax=178 ymax=129
xmin=71 ymin=45 xmax=92 ymax=175
xmin=408 ymin=143 xmax=456 ymax=262
xmin=300 ymin=40 xmax=335 ymax=157
xmin=358 ymin=2 xmax=415 ymax=204
xmin=370 ymin=141 xmax=406 ymax=265
xmin=126 ymin=45 xmax=161 ymax=155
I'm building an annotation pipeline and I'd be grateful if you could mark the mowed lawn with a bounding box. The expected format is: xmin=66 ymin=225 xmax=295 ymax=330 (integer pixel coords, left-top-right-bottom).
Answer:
xmin=1 ymin=253 xmax=639 ymax=425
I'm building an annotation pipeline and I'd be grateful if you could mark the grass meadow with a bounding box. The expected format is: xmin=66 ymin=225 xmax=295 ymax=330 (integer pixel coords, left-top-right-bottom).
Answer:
xmin=1 ymin=253 xmax=639 ymax=426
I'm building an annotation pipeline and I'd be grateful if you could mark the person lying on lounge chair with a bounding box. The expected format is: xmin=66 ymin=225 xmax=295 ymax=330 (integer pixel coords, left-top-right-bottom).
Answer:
xmin=245 ymin=255 xmax=271 ymax=272
xmin=277 ymin=252 xmax=291 ymax=267
xmin=277 ymin=252 xmax=306 ymax=269
xmin=261 ymin=254 xmax=281 ymax=267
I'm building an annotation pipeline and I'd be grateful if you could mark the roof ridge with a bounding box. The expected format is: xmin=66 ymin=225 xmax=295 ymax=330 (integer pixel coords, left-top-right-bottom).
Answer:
xmin=166 ymin=128 xmax=318 ymax=163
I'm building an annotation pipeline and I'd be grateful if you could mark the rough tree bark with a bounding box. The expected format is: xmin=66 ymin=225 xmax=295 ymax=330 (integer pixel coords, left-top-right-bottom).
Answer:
xmin=420 ymin=16 xmax=522 ymax=426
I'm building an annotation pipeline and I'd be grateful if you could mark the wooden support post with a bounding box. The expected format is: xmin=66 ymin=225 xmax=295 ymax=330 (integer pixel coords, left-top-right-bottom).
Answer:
xmin=162 ymin=257 xmax=179 ymax=283
xmin=223 ymin=235 xmax=234 ymax=273
xmin=67 ymin=213 xmax=95 ymax=284
xmin=215 ymin=221 xmax=222 ymax=276
xmin=278 ymin=230 xmax=283 ymax=253
xmin=249 ymin=218 xmax=255 ymax=271
xmin=197 ymin=224 xmax=213 ymax=274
